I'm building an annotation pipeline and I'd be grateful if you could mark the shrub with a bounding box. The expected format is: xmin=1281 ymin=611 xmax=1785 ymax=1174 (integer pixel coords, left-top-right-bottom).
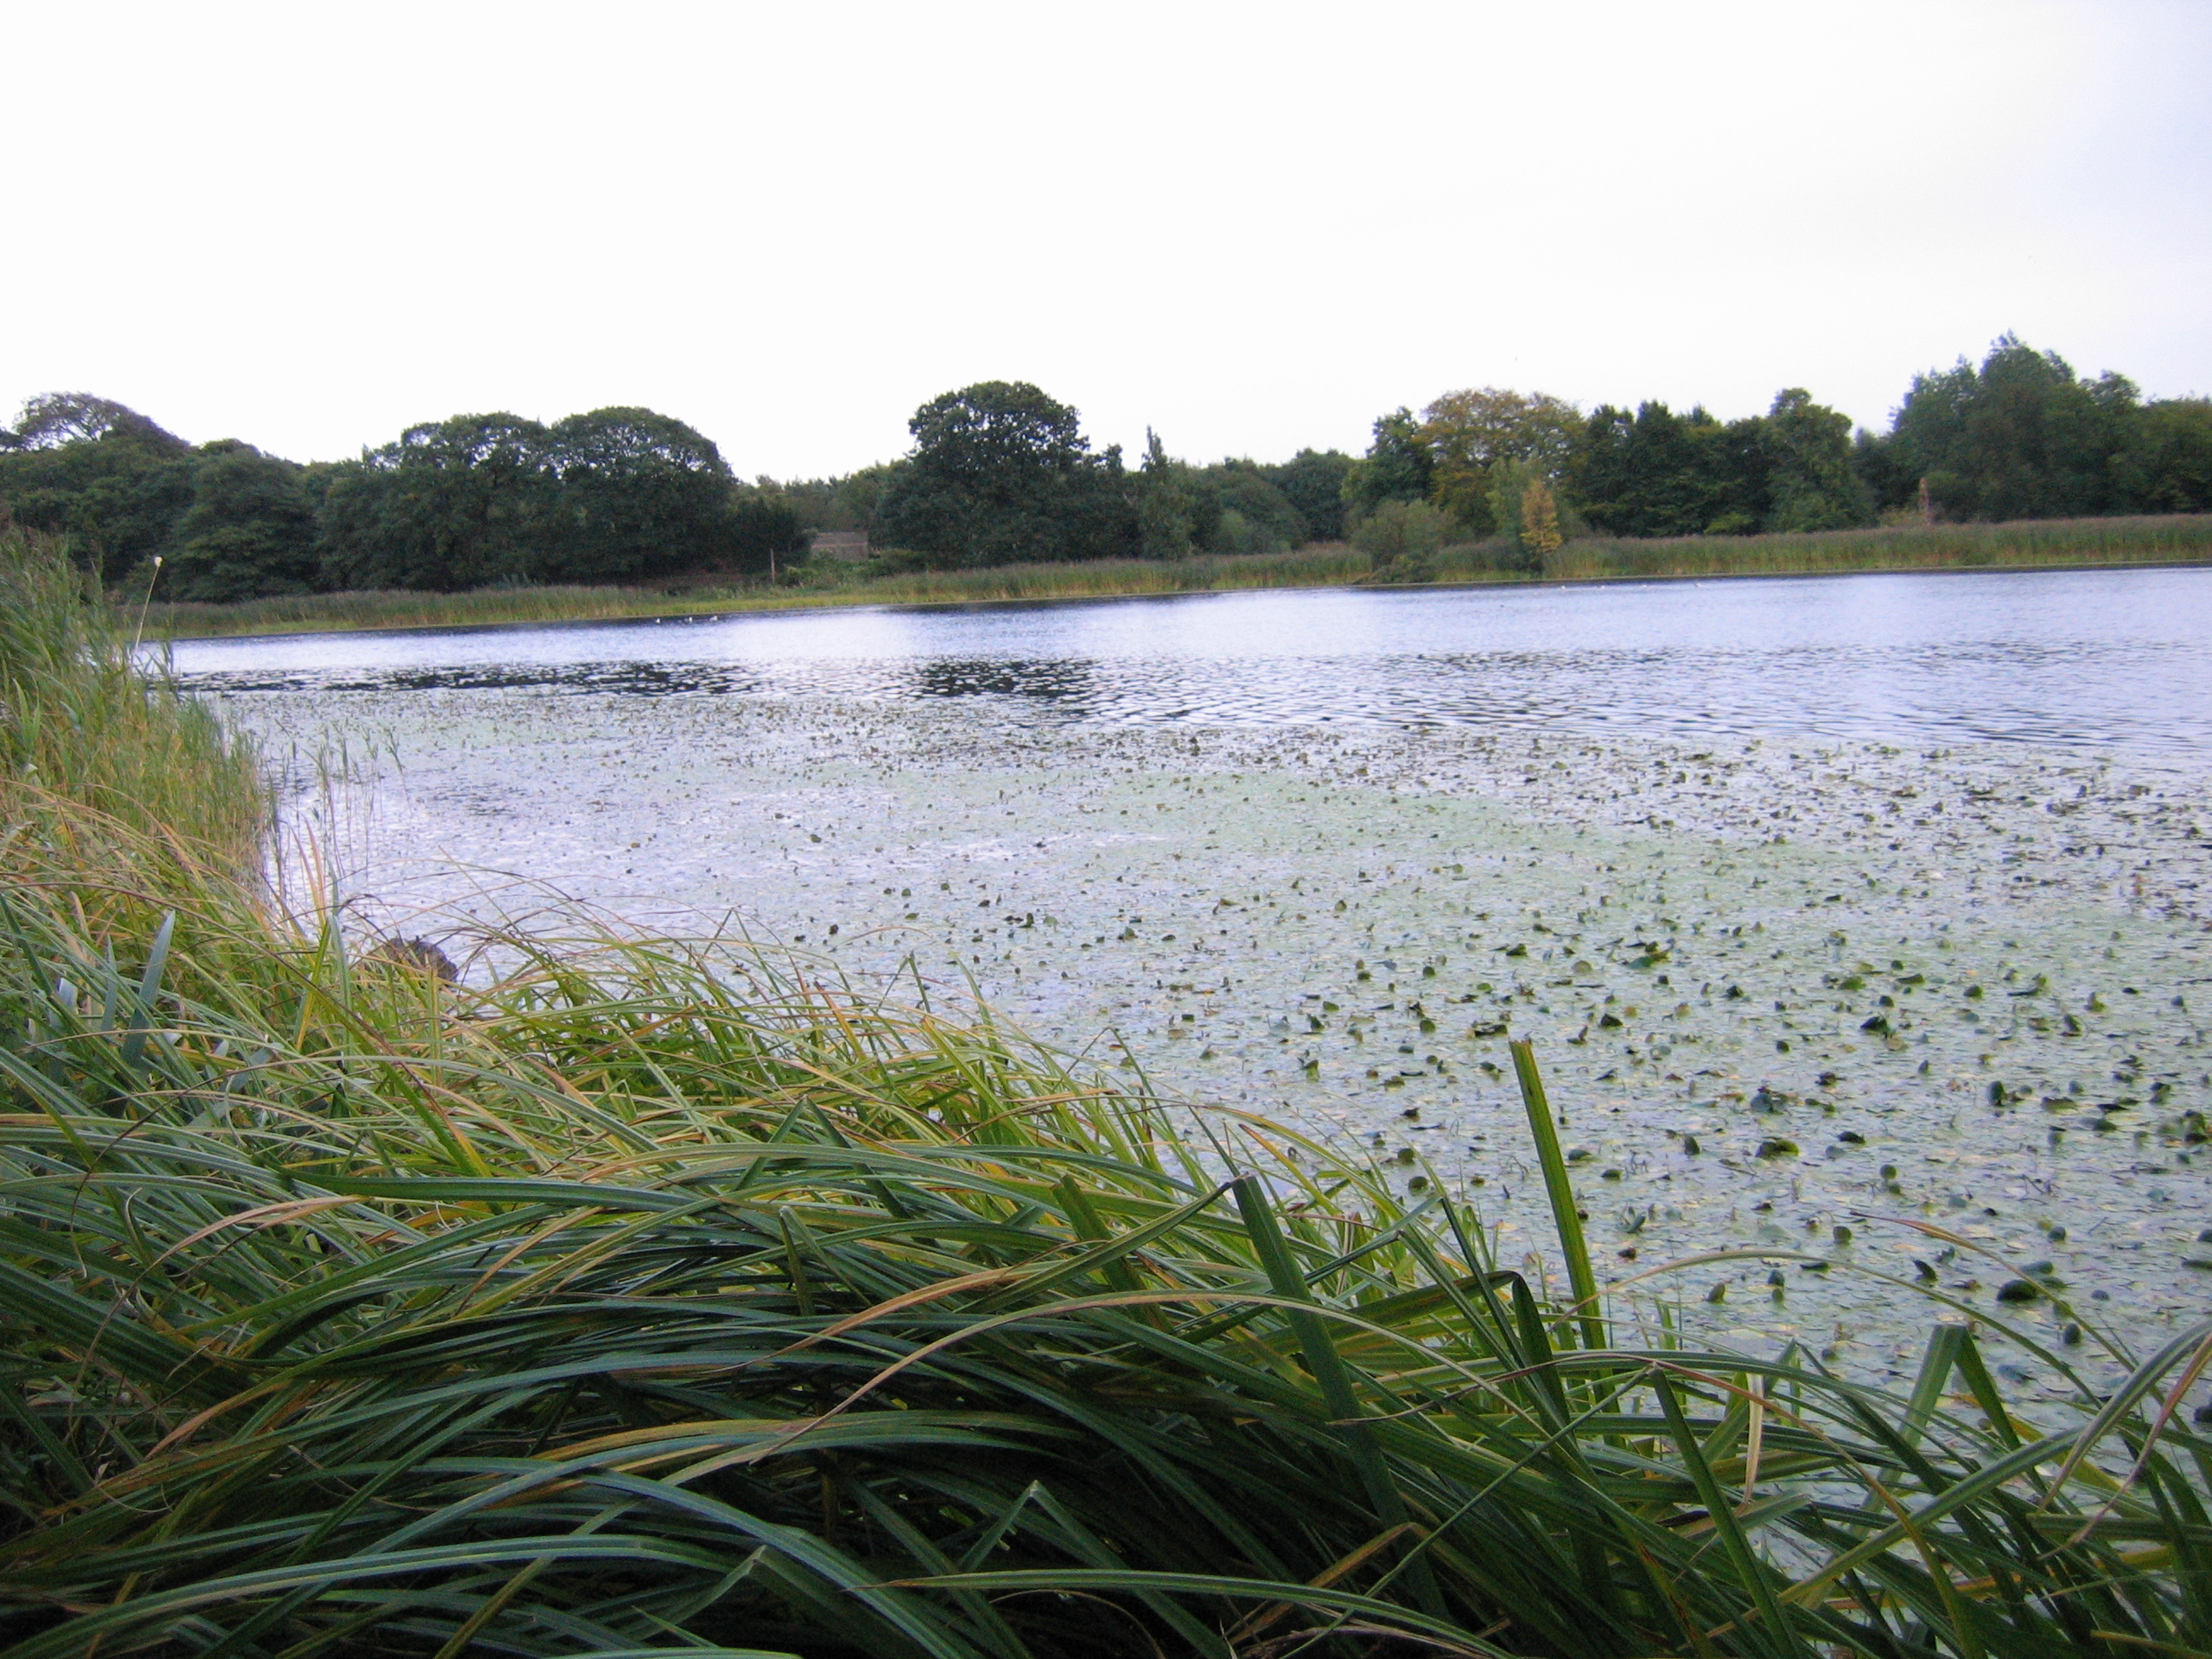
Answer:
xmin=1350 ymin=498 xmax=1448 ymax=559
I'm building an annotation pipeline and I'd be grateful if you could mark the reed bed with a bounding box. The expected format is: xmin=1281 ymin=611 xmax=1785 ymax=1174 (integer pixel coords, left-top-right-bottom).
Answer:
xmin=141 ymin=515 xmax=2212 ymax=640
xmin=137 ymin=550 xmax=1382 ymax=639
xmin=2 ymin=527 xmax=265 ymax=906
xmin=140 ymin=581 xmax=755 ymax=639
xmin=1535 ymin=515 xmax=2212 ymax=584
xmin=6 ymin=526 xmax=2209 ymax=1658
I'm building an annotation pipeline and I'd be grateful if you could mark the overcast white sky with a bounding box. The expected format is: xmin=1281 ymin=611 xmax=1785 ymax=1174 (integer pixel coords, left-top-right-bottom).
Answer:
xmin=5 ymin=1 xmax=2208 ymax=479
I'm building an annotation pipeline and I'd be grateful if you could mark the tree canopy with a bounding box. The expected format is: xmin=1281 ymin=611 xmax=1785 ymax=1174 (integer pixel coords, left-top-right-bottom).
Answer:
xmin=537 ymin=407 xmax=754 ymax=583
xmin=1340 ymin=409 xmax=1432 ymax=523
xmin=319 ymin=414 xmax=553 ymax=591
xmin=871 ymin=382 xmax=1138 ymax=567
xmin=1260 ymin=448 xmax=1354 ymax=543
xmin=1565 ymin=391 xmax=1866 ymax=538
xmin=1868 ymin=335 xmax=2197 ymax=521
xmin=164 ymin=442 xmax=322 ymax=602
xmin=1418 ymin=388 xmax=1582 ymax=533
xmin=4 ymin=335 xmax=2207 ymax=602
xmin=0 ymin=395 xmax=195 ymax=584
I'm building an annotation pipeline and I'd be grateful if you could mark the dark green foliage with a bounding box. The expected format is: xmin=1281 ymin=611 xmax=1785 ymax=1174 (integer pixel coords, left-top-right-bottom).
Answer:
xmin=1888 ymin=335 xmax=2146 ymax=521
xmin=0 ymin=394 xmax=195 ymax=584
xmin=1136 ymin=426 xmax=1196 ymax=557
xmin=1262 ymin=446 xmax=1354 ymax=541
xmin=3 ymin=391 xmax=177 ymax=452
xmin=3 ymin=396 xmax=798 ymax=600
xmin=317 ymin=412 xmax=554 ymax=591
xmin=727 ymin=489 xmax=808 ymax=568
xmin=1341 ymin=407 xmax=1432 ymax=522
xmin=317 ymin=410 xmax=802 ymax=590
xmin=1572 ymin=402 xmax=1732 ymax=537
xmin=164 ymin=441 xmax=321 ymax=602
xmin=536 ymin=406 xmax=756 ymax=583
xmin=1572 ymin=391 xmax=1869 ymax=538
xmin=1193 ymin=458 xmax=1307 ymax=553
xmin=873 ymin=381 xmax=1138 ymax=566
xmin=1761 ymin=387 xmax=1872 ymax=531
xmin=2127 ymin=397 xmax=2212 ymax=512
xmin=1853 ymin=426 xmax=1918 ymax=513
xmin=763 ymin=463 xmax=902 ymax=535
xmin=1707 ymin=413 xmax=1776 ymax=534
xmin=1132 ymin=440 xmax=1309 ymax=558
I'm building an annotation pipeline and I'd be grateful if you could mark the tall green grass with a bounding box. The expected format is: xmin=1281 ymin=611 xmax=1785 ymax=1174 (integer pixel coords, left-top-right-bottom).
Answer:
xmin=2 ymin=526 xmax=265 ymax=899
xmin=140 ymin=515 xmax=2212 ymax=640
xmin=1534 ymin=514 xmax=2212 ymax=583
xmin=137 ymin=549 xmax=1384 ymax=639
xmin=5 ymin=526 xmax=2209 ymax=1657
xmin=143 ymin=581 xmax=762 ymax=639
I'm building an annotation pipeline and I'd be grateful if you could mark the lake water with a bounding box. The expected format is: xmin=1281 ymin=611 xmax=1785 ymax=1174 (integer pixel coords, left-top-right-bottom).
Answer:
xmin=180 ymin=568 xmax=2212 ymax=1387
xmin=172 ymin=566 xmax=2212 ymax=757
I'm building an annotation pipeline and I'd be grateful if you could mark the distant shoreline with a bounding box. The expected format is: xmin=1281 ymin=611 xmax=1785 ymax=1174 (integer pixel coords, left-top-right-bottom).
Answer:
xmin=145 ymin=514 xmax=2212 ymax=642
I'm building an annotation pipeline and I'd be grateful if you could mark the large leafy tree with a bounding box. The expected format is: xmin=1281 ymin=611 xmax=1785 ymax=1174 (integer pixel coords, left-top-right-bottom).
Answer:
xmin=1195 ymin=459 xmax=1307 ymax=553
xmin=1262 ymin=448 xmax=1353 ymax=542
xmin=1889 ymin=335 xmax=2143 ymax=520
xmin=0 ymin=394 xmax=195 ymax=584
xmin=1571 ymin=402 xmax=1736 ymax=538
xmin=1132 ymin=441 xmax=1311 ymax=558
xmin=317 ymin=413 xmax=553 ymax=591
xmin=1339 ymin=409 xmax=1431 ymax=525
xmin=320 ymin=409 xmax=800 ymax=590
xmin=164 ymin=441 xmax=321 ymax=602
xmin=1134 ymin=429 xmax=1196 ymax=559
xmin=8 ymin=392 xmax=182 ymax=451
xmin=1570 ymin=393 xmax=1866 ymax=538
xmin=1417 ymin=387 xmax=1581 ymax=533
xmin=1761 ymin=388 xmax=1871 ymax=531
xmin=537 ymin=407 xmax=751 ymax=582
xmin=2128 ymin=399 xmax=2212 ymax=512
xmin=871 ymin=381 xmax=1137 ymax=566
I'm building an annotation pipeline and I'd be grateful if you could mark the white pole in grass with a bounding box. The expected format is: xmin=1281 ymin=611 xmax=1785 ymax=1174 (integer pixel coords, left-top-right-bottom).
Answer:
xmin=131 ymin=555 xmax=164 ymax=653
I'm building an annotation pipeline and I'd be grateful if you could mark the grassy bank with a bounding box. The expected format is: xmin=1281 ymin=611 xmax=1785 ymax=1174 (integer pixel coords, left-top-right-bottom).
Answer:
xmin=142 ymin=513 xmax=2212 ymax=639
xmin=9 ymin=524 xmax=2211 ymax=1658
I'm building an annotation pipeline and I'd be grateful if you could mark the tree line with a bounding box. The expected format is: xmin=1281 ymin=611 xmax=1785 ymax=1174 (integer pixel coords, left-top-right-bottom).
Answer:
xmin=5 ymin=335 xmax=2208 ymax=601
xmin=1336 ymin=335 xmax=2212 ymax=553
xmin=0 ymin=399 xmax=804 ymax=602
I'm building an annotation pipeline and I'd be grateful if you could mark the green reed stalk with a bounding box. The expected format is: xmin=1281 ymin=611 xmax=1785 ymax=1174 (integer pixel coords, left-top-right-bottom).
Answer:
xmin=1510 ymin=1039 xmax=1604 ymax=1351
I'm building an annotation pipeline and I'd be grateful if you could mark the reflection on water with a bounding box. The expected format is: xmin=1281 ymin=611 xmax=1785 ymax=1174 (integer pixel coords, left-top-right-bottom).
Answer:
xmin=171 ymin=567 xmax=2212 ymax=757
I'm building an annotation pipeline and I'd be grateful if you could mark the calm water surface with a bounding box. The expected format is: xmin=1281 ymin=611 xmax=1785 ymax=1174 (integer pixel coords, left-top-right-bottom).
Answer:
xmin=171 ymin=567 xmax=2212 ymax=756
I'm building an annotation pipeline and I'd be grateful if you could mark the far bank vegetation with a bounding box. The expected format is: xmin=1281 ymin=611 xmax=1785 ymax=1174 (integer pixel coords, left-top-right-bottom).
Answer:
xmin=5 ymin=335 xmax=2210 ymax=629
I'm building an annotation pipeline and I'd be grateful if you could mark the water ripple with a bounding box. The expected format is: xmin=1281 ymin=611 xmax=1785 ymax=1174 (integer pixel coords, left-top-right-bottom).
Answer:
xmin=172 ymin=568 xmax=2212 ymax=758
